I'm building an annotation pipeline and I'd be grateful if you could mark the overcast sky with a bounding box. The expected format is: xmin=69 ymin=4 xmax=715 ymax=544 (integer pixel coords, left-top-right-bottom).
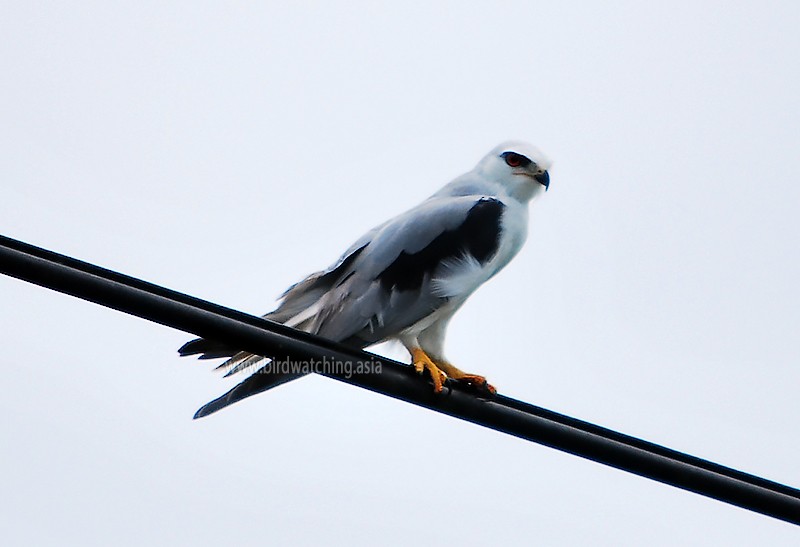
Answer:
xmin=2 ymin=2 xmax=799 ymax=545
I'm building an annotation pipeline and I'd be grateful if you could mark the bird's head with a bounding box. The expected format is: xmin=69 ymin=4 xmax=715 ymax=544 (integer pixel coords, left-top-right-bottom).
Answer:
xmin=477 ymin=141 xmax=552 ymax=202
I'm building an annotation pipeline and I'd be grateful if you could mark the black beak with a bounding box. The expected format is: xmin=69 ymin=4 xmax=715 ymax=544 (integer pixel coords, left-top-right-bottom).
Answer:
xmin=534 ymin=170 xmax=550 ymax=191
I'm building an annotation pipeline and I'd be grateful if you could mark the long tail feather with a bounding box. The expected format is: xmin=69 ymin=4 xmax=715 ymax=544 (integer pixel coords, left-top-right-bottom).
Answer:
xmin=178 ymin=338 xmax=236 ymax=359
xmin=193 ymin=369 xmax=307 ymax=419
xmin=223 ymin=354 xmax=267 ymax=377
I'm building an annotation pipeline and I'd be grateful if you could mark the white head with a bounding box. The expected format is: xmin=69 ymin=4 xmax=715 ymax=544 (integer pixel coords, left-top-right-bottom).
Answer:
xmin=475 ymin=141 xmax=552 ymax=202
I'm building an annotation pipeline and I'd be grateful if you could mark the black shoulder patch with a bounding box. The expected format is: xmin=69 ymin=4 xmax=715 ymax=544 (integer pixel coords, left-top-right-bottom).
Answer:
xmin=378 ymin=198 xmax=505 ymax=292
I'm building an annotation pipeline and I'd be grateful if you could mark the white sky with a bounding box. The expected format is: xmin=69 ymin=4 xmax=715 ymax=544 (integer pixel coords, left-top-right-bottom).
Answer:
xmin=1 ymin=1 xmax=799 ymax=545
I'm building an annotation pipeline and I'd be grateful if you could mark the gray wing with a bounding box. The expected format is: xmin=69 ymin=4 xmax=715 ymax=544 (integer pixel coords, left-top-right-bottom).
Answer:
xmin=176 ymin=229 xmax=378 ymax=360
xmin=292 ymin=194 xmax=506 ymax=345
xmin=181 ymin=194 xmax=506 ymax=418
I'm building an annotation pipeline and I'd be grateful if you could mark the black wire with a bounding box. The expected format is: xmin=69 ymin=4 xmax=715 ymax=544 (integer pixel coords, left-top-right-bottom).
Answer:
xmin=1 ymin=234 xmax=799 ymax=525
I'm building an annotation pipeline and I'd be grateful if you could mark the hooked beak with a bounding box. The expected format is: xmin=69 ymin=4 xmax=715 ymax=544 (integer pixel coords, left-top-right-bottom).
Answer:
xmin=534 ymin=170 xmax=550 ymax=191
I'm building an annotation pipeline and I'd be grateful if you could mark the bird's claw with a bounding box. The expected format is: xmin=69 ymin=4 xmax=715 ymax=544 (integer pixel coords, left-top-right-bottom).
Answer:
xmin=411 ymin=349 xmax=497 ymax=395
xmin=453 ymin=374 xmax=497 ymax=395
xmin=411 ymin=348 xmax=447 ymax=393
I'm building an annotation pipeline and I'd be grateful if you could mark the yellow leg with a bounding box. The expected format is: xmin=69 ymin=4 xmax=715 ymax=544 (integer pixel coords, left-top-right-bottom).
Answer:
xmin=411 ymin=348 xmax=447 ymax=393
xmin=410 ymin=348 xmax=497 ymax=395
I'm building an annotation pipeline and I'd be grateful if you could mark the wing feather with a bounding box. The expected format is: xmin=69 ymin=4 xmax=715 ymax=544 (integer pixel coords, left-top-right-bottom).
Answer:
xmin=184 ymin=195 xmax=506 ymax=417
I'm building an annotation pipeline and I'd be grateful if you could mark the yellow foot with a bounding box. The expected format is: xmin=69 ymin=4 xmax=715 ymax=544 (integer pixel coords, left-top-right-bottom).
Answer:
xmin=410 ymin=349 xmax=497 ymax=395
xmin=438 ymin=363 xmax=497 ymax=395
xmin=411 ymin=348 xmax=447 ymax=393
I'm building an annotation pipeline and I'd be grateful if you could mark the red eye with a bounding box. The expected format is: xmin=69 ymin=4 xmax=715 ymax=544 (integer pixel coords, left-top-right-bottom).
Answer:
xmin=503 ymin=152 xmax=531 ymax=168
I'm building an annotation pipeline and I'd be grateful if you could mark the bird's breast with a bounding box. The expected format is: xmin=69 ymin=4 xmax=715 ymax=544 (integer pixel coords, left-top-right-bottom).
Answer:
xmin=488 ymin=201 xmax=529 ymax=275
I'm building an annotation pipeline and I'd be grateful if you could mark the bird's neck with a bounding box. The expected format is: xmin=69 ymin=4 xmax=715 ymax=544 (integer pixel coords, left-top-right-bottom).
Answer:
xmin=506 ymin=180 xmax=545 ymax=203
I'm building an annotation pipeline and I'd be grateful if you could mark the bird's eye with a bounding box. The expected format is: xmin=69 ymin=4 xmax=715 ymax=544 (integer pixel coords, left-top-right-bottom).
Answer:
xmin=502 ymin=152 xmax=531 ymax=168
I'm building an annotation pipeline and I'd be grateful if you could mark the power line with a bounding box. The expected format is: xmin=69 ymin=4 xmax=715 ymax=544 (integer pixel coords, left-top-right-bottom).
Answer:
xmin=1 ymin=233 xmax=799 ymax=525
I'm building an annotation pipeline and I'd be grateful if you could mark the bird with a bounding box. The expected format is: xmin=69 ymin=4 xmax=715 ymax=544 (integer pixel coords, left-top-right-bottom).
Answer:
xmin=180 ymin=141 xmax=551 ymax=418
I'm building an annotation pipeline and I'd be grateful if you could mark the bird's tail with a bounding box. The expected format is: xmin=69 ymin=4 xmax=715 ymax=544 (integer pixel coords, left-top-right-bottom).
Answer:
xmin=192 ymin=366 xmax=305 ymax=419
xmin=178 ymin=335 xmax=310 ymax=418
xmin=177 ymin=298 xmax=328 ymax=417
xmin=179 ymin=250 xmax=366 ymax=417
xmin=178 ymin=337 xmax=271 ymax=376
